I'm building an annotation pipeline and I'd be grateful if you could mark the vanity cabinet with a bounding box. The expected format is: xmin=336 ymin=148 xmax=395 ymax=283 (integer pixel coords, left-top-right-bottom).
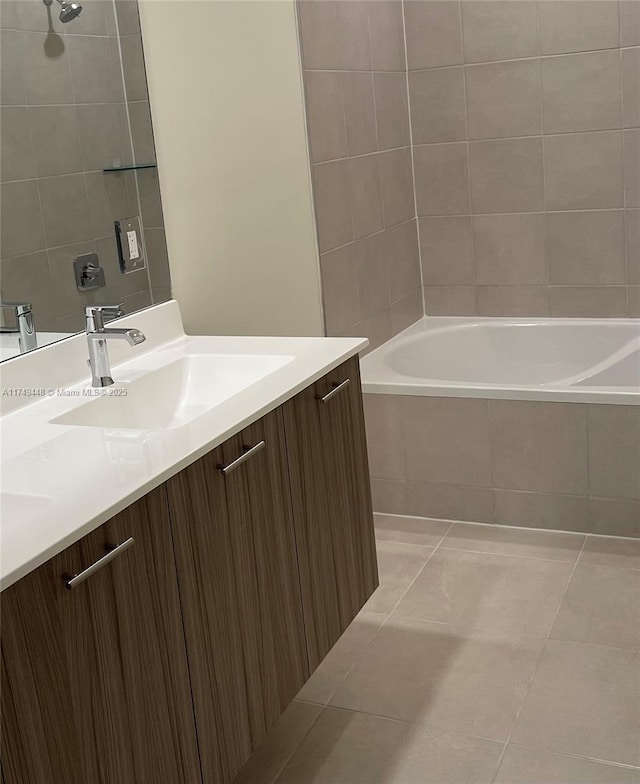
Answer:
xmin=0 ymin=488 xmax=201 ymax=784
xmin=284 ymin=356 xmax=377 ymax=668
xmin=1 ymin=356 xmax=377 ymax=784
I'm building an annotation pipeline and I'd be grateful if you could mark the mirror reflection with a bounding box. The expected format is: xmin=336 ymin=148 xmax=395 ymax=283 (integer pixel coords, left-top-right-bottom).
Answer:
xmin=0 ymin=0 xmax=171 ymax=361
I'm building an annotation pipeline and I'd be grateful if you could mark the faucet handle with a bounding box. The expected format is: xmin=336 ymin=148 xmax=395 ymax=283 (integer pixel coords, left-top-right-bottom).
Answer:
xmin=85 ymin=304 xmax=124 ymax=332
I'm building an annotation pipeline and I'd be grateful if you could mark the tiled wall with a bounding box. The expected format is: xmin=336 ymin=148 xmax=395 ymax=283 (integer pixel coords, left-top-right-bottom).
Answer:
xmin=407 ymin=0 xmax=640 ymax=317
xmin=0 ymin=0 xmax=170 ymax=333
xmin=365 ymin=392 xmax=640 ymax=536
xmin=297 ymin=0 xmax=423 ymax=349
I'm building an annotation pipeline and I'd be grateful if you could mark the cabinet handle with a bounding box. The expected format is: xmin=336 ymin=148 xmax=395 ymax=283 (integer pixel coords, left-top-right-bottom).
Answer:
xmin=219 ymin=440 xmax=266 ymax=475
xmin=64 ymin=537 xmax=135 ymax=590
xmin=316 ymin=378 xmax=350 ymax=405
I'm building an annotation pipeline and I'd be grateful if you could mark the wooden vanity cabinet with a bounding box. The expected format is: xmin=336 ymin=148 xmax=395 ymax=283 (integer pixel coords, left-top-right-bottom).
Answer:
xmin=166 ymin=409 xmax=308 ymax=784
xmin=283 ymin=356 xmax=378 ymax=668
xmin=1 ymin=360 xmax=377 ymax=784
xmin=1 ymin=488 xmax=201 ymax=784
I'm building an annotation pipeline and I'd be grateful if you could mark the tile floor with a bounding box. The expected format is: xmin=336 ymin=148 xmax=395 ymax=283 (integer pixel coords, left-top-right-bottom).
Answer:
xmin=233 ymin=514 xmax=640 ymax=784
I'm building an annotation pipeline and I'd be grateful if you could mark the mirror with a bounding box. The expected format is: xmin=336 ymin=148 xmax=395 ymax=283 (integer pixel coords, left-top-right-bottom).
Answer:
xmin=0 ymin=0 xmax=171 ymax=361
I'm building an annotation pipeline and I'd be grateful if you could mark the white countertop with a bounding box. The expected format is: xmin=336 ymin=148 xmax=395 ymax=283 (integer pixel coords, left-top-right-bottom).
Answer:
xmin=0 ymin=301 xmax=367 ymax=590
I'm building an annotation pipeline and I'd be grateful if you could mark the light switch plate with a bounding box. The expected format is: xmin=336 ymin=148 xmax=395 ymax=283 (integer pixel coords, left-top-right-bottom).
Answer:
xmin=115 ymin=216 xmax=146 ymax=274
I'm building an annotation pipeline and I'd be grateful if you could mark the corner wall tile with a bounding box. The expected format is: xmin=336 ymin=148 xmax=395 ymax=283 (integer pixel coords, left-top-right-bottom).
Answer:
xmin=404 ymin=0 xmax=463 ymax=70
xmin=549 ymin=286 xmax=628 ymax=317
xmin=461 ymin=0 xmax=538 ymax=63
xmin=420 ymin=216 xmax=474 ymax=285
xmin=538 ymin=0 xmax=620 ymax=56
xmin=373 ymin=72 xmax=410 ymax=150
xmin=409 ymin=67 xmax=467 ymax=144
xmin=414 ymin=142 xmax=470 ymax=216
xmin=424 ymin=285 xmax=477 ymax=315
xmin=320 ymin=242 xmax=360 ymax=335
xmin=477 ymin=286 xmax=549 ymax=316
xmin=378 ymin=148 xmax=414 ymax=228
xmin=342 ymin=71 xmax=377 ymax=156
xmin=313 ymin=159 xmax=353 ymax=252
xmin=305 ymin=71 xmax=347 ymax=163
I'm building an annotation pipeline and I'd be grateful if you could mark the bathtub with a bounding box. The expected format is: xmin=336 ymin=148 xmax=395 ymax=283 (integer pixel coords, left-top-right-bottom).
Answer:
xmin=361 ymin=317 xmax=640 ymax=405
xmin=360 ymin=317 xmax=640 ymax=537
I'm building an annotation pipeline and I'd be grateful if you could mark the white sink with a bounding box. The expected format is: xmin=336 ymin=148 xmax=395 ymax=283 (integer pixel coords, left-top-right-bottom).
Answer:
xmin=50 ymin=353 xmax=292 ymax=431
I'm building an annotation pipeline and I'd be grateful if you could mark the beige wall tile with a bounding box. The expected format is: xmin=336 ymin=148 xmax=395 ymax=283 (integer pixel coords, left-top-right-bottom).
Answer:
xmin=581 ymin=536 xmax=640 ymax=569
xmin=420 ymin=216 xmax=475 ymax=285
xmin=38 ymin=173 xmax=93 ymax=248
xmin=477 ymin=286 xmax=549 ymax=316
xmin=466 ymin=60 xmax=542 ymax=140
xmin=0 ymin=106 xmax=36 ymax=182
xmin=547 ymin=210 xmax=626 ymax=284
xmin=1 ymin=31 xmax=25 ymax=106
xmin=544 ymin=131 xmax=624 ymax=210
xmin=0 ymin=180 xmax=45 ymax=258
xmin=373 ymin=72 xmax=410 ymax=151
xmin=313 ymin=159 xmax=353 ymax=252
xmin=489 ymin=400 xmax=589 ymax=494
xmin=621 ymin=0 xmax=640 ymax=47
xmin=622 ymin=47 xmax=640 ymax=128
xmin=0 ymin=251 xmax=55 ymax=325
xmin=19 ymin=30 xmax=74 ymax=104
xmin=541 ymin=50 xmax=622 ymax=133
xmin=402 ymin=396 xmax=492 ymax=486
xmin=625 ymin=129 xmax=640 ymax=207
xmin=297 ymin=0 xmax=340 ymax=70
xmin=404 ymin=0 xmax=463 ymax=70
xmin=370 ymin=478 xmax=407 ymax=514
xmin=627 ymin=210 xmax=640 ymax=282
xmin=404 ymin=481 xmax=496 ymax=522
xmin=357 ymin=305 xmax=394 ymax=348
xmin=305 ymin=71 xmax=347 ymax=163
xmin=356 ymin=232 xmax=390 ymax=318
xmin=414 ymin=142 xmax=470 ymax=216
xmin=368 ymin=0 xmax=406 ymax=71
xmin=588 ymin=405 xmax=640 ymax=500
xmin=336 ymin=0 xmax=371 ymax=70
xmin=442 ymin=522 xmax=585 ymax=561
xmin=342 ymin=71 xmax=377 ymax=156
xmin=470 ymin=138 xmax=544 ymax=213
xmin=473 ymin=213 xmax=546 ymax=285
xmin=374 ymin=513 xmax=452 ymax=547
xmin=348 ymin=154 xmax=384 ymax=239
xmin=378 ymin=148 xmax=415 ymax=228
xmin=629 ymin=285 xmax=640 ymax=316
xmin=424 ymin=285 xmax=477 ymax=315
xmin=385 ymin=219 xmax=422 ymax=301
xmin=320 ymin=243 xmax=360 ymax=335
xmin=409 ymin=67 xmax=467 ymax=144
xmin=390 ymin=288 xmax=423 ymax=333
xmin=461 ymin=0 xmax=538 ymax=64
xmin=538 ymin=0 xmax=620 ymax=56
xmin=549 ymin=285 xmax=628 ymax=317
xmin=494 ymin=489 xmax=591 ymax=533
xmin=363 ymin=393 xmax=405 ymax=480
xmin=511 ymin=640 xmax=640 ymax=765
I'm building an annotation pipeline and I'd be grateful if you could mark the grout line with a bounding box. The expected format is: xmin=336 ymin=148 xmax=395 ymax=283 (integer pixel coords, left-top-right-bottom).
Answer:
xmin=263 ymin=703 xmax=325 ymax=784
xmin=489 ymin=533 xmax=589 ymax=783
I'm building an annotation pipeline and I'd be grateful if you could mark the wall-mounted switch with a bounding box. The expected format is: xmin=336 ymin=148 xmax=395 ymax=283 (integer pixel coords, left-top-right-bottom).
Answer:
xmin=74 ymin=253 xmax=106 ymax=291
xmin=115 ymin=216 xmax=146 ymax=274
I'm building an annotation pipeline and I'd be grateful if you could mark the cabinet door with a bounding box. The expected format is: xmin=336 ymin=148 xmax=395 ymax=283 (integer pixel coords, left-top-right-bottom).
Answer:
xmin=167 ymin=410 xmax=308 ymax=784
xmin=283 ymin=355 xmax=378 ymax=668
xmin=1 ymin=488 xmax=201 ymax=784
xmin=166 ymin=444 xmax=252 ymax=784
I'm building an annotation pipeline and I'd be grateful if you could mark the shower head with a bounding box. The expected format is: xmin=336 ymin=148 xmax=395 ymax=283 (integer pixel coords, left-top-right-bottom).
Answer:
xmin=58 ymin=1 xmax=82 ymax=23
xmin=43 ymin=0 xmax=83 ymax=23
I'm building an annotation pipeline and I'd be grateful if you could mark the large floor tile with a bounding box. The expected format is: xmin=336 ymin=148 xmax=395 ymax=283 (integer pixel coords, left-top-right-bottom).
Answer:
xmin=275 ymin=708 xmax=503 ymax=784
xmin=442 ymin=522 xmax=585 ymax=562
xmin=494 ymin=745 xmax=640 ymax=784
xmin=551 ymin=563 xmax=640 ymax=649
xmin=512 ymin=640 xmax=640 ymax=766
xmin=330 ymin=616 xmax=544 ymax=740
xmin=581 ymin=536 xmax=640 ymax=569
xmin=374 ymin=513 xmax=451 ymax=547
xmin=364 ymin=542 xmax=433 ymax=613
xmin=232 ymin=701 xmax=322 ymax=784
xmin=296 ymin=611 xmax=386 ymax=705
xmin=394 ymin=549 xmax=573 ymax=636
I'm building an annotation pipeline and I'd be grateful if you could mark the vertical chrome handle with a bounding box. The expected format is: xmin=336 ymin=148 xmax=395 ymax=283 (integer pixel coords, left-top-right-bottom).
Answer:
xmin=64 ymin=537 xmax=135 ymax=589
xmin=317 ymin=378 xmax=350 ymax=404
xmin=219 ymin=440 xmax=266 ymax=475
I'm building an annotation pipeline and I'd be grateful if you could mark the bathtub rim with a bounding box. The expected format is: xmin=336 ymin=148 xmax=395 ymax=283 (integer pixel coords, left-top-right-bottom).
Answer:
xmin=360 ymin=315 xmax=640 ymax=406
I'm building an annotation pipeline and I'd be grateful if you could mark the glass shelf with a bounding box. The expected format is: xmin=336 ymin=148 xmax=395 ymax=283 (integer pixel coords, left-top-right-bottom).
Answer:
xmin=103 ymin=163 xmax=157 ymax=173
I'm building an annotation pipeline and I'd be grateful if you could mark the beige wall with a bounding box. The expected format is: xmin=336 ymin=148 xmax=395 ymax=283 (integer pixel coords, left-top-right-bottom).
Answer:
xmin=138 ymin=0 xmax=324 ymax=337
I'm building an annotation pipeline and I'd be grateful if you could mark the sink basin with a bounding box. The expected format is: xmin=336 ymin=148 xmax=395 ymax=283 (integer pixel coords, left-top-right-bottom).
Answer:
xmin=50 ymin=353 xmax=292 ymax=431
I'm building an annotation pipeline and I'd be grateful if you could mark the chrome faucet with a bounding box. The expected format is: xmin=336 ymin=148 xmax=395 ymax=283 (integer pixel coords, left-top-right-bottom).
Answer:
xmin=85 ymin=305 xmax=146 ymax=387
xmin=0 ymin=302 xmax=37 ymax=353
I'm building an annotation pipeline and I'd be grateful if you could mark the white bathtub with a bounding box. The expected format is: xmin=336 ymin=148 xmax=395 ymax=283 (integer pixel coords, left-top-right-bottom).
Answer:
xmin=361 ymin=317 xmax=640 ymax=405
